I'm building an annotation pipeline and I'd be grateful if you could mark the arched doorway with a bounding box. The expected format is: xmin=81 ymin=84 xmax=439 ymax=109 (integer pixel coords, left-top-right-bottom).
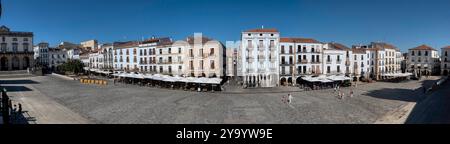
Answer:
xmin=280 ymin=77 xmax=287 ymax=86
xmin=296 ymin=77 xmax=303 ymax=85
xmin=1 ymin=57 xmax=8 ymax=71
xmin=12 ymin=56 xmax=20 ymax=70
xmin=287 ymin=77 xmax=293 ymax=85
xmin=23 ymin=57 xmax=30 ymax=69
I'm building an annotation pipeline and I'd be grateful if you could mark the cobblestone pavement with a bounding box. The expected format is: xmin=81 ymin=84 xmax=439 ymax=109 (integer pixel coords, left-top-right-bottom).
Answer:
xmin=0 ymin=75 xmax=442 ymax=124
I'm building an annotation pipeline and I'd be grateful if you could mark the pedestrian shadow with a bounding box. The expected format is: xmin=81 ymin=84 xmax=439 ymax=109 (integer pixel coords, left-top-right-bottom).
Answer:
xmin=11 ymin=111 xmax=37 ymax=124
xmin=0 ymin=80 xmax=39 ymax=85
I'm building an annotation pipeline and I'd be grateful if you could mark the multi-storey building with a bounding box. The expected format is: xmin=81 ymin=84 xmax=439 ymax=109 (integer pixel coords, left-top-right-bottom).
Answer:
xmin=442 ymin=46 xmax=450 ymax=76
xmin=407 ymin=45 xmax=440 ymax=76
xmin=352 ymin=42 xmax=401 ymax=80
xmin=48 ymin=47 xmax=67 ymax=70
xmin=0 ymin=26 xmax=34 ymax=71
xmin=81 ymin=40 xmax=98 ymax=50
xmin=138 ymin=37 xmax=170 ymax=73
xmin=185 ymin=34 xmax=224 ymax=78
xmin=351 ymin=48 xmax=369 ymax=80
xmin=240 ymin=29 xmax=280 ymax=87
xmin=279 ymin=38 xmax=324 ymax=85
xmin=225 ymin=41 xmax=239 ymax=80
xmin=113 ymin=41 xmax=140 ymax=72
xmin=155 ymin=38 xmax=186 ymax=76
xmin=323 ymin=43 xmax=352 ymax=76
xmin=33 ymin=42 xmax=50 ymax=67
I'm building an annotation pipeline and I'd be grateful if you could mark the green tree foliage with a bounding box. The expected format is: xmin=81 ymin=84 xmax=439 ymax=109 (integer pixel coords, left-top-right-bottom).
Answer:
xmin=57 ymin=59 xmax=84 ymax=74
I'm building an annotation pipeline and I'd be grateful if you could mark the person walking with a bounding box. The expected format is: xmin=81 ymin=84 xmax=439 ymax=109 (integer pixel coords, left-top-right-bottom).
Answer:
xmin=288 ymin=93 xmax=293 ymax=105
xmin=350 ymin=90 xmax=354 ymax=98
xmin=18 ymin=103 xmax=22 ymax=114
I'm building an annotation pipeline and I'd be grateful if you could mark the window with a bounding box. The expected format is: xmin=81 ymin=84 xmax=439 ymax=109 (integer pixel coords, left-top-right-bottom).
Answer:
xmin=354 ymin=55 xmax=357 ymax=61
xmin=179 ymin=66 xmax=182 ymax=72
xmin=297 ymin=45 xmax=301 ymax=53
xmin=248 ymin=34 xmax=251 ymax=36
xmin=168 ymin=57 xmax=172 ymax=63
xmin=134 ymin=56 xmax=137 ymax=63
xmin=312 ymin=47 xmax=315 ymax=53
xmin=189 ymin=49 xmax=193 ymax=57
xmin=298 ymin=66 xmax=302 ymax=74
xmin=303 ymin=66 xmax=306 ymax=74
xmin=281 ymin=67 xmax=286 ymax=75
xmin=418 ymin=51 xmax=422 ymax=56
xmin=200 ymin=60 xmax=204 ymax=70
xmin=168 ymin=48 xmax=172 ymax=54
xmin=327 ymin=66 xmax=331 ymax=73
xmin=140 ymin=49 xmax=143 ymax=56
xmin=210 ymin=48 xmax=215 ymax=56
xmin=412 ymin=51 xmax=415 ymax=56
xmin=1 ymin=43 xmax=6 ymax=52
xmin=270 ymin=40 xmax=275 ymax=48
xmin=13 ymin=38 xmax=17 ymax=41
xmin=337 ymin=55 xmax=341 ymax=62
xmin=445 ymin=51 xmax=448 ymax=56
xmin=337 ymin=66 xmax=341 ymax=73
xmin=327 ymin=55 xmax=331 ymax=62
xmin=24 ymin=38 xmax=28 ymax=41
xmin=210 ymin=60 xmax=215 ymax=69
xmin=281 ymin=45 xmax=285 ymax=53
xmin=199 ymin=49 xmax=203 ymax=57
xmin=311 ymin=55 xmax=315 ymax=62
xmin=303 ymin=46 xmax=306 ymax=52
xmin=12 ymin=43 xmax=18 ymax=52
xmin=259 ymin=33 xmax=263 ymax=36
xmin=190 ymin=61 xmax=194 ymax=70
xmin=159 ymin=49 xmax=162 ymax=54
xmin=361 ymin=55 xmax=364 ymax=60
xmin=425 ymin=51 xmax=428 ymax=56
xmin=133 ymin=48 xmax=137 ymax=55
xmin=160 ymin=66 xmax=163 ymax=73
xmin=281 ymin=56 xmax=286 ymax=64
xmin=178 ymin=48 xmax=182 ymax=53
xmin=259 ymin=40 xmax=264 ymax=48
xmin=168 ymin=66 xmax=172 ymax=73
xmin=316 ymin=55 xmax=320 ymax=63
xmin=289 ymin=46 xmax=293 ymax=54
xmin=247 ymin=40 xmax=252 ymax=48
xmin=144 ymin=49 xmax=147 ymax=56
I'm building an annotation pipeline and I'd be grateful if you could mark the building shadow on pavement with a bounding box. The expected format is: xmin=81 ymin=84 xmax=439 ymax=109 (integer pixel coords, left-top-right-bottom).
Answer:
xmin=0 ymin=80 xmax=39 ymax=85
xmin=405 ymin=80 xmax=450 ymax=124
xmin=364 ymin=79 xmax=450 ymax=124
xmin=0 ymin=86 xmax=33 ymax=92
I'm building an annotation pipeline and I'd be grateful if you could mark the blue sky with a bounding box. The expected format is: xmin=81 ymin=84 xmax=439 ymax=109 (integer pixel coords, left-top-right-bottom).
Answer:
xmin=2 ymin=0 xmax=449 ymax=52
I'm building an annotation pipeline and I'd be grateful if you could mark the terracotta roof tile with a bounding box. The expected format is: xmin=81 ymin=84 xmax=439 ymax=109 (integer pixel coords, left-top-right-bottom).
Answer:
xmin=328 ymin=42 xmax=350 ymax=50
xmin=352 ymin=48 xmax=367 ymax=54
xmin=244 ymin=28 xmax=279 ymax=33
xmin=280 ymin=37 xmax=321 ymax=43
xmin=442 ymin=46 xmax=450 ymax=49
xmin=410 ymin=44 xmax=437 ymax=51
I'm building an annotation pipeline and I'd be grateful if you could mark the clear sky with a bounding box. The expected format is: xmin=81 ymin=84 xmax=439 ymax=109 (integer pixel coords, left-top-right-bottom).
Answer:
xmin=2 ymin=0 xmax=449 ymax=52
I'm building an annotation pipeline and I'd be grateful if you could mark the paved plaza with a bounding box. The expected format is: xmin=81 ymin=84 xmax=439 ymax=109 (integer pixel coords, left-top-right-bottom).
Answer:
xmin=0 ymin=75 xmax=446 ymax=124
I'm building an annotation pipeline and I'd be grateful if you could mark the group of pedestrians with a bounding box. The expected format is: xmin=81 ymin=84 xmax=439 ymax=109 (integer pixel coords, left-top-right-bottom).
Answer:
xmin=335 ymin=84 xmax=355 ymax=100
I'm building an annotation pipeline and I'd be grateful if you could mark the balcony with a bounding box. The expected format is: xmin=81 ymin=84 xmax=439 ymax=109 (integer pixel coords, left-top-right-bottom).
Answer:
xmin=280 ymin=62 xmax=292 ymax=66
xmin=247 ymin=45 xmax=254 ymax=50
xmin=258 ymin=55 xmax=265 ymax=60
xmin=311 ymin=61 xmax=321 ymax=64
xmin=247 ymin=68 xmax=256 ymax=73
xmin=298 ymin=60 xmax=308 ymax=64
xmin=258 ymin=46 xmax=265 ymax=51
xmin=326 ymin=60 xmax=332 ymax=64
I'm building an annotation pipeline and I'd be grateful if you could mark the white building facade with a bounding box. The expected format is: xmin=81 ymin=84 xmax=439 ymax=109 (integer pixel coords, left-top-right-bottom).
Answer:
xmin=241 ymin=29 xmax=280 ymax=87
xmin=407 ymin=45 xmax=440 ymax=76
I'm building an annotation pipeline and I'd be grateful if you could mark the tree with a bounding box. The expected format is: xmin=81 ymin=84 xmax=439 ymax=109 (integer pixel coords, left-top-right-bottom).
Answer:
xmin=57 ymin=59 xmax=84 ymax=74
